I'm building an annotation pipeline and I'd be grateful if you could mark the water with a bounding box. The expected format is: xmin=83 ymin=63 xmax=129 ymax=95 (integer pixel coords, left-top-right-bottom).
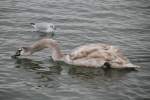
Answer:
xmin=0 ymin=0 xmax=150 ymax=100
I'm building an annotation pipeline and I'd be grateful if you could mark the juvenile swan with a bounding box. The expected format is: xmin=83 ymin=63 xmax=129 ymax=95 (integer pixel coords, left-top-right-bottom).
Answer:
xmin=30 ymin=22 xmax=56 ymax=35
xmin=13 ymin=38 xmax=140 ymax=69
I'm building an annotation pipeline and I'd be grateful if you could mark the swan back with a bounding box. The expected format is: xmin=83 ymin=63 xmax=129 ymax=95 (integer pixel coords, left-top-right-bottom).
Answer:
xmin=65 ymin=43 xmax=138 ymax=68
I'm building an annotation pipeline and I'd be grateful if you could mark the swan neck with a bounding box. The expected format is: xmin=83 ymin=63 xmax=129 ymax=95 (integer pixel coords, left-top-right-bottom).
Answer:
xmin=51 ymin=44 xmax=64 ymax=61
xmin=26 ymin=38 xmax=64 ymax=61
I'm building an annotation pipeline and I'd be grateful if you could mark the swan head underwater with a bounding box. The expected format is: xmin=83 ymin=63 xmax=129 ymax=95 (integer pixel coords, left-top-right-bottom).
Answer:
xmin=13 ymin=47 xmax=32 ymax=57
xmin=13 ymin=39 xmax=60 ymax=58
xmin=12 ymin=38 xmax=140 ymax=69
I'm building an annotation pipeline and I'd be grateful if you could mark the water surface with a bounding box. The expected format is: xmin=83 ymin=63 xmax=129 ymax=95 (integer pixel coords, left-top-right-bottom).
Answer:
xmin=0 ymin=0 xmax=150 ymax=100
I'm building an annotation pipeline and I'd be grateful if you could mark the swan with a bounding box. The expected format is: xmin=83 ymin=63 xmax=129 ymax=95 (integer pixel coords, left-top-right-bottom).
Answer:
xmin=13 ymin=38 xmax=140 ymax=69
xmin=30 ymin=22 xmax=56 ymax=36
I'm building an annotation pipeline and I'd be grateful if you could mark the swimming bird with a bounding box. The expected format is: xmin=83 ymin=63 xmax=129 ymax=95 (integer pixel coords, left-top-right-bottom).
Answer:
xmin=13 ymin=38 xmax=140 ymax=69
xmin=30 ymin=22 xmax=56 ymax=36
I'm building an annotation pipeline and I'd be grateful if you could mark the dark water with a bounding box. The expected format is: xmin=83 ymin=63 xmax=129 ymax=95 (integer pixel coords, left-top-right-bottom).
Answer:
xmin=0 ymin=0 xmax=150 ymax=100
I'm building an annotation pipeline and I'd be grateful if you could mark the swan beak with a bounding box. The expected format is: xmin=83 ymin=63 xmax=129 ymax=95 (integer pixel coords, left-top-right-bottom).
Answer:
xmin=11 ymin=49 xmax=21 ymax=58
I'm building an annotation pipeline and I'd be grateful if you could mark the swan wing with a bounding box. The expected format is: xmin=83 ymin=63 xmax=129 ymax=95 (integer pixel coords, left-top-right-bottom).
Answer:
xmin=66 ymin=43 xmax=113 ymax=67
xmin=66 ymin=43 xmax=133 ymax=68
xmin=69 ymin=43 xmax=112 ymax=60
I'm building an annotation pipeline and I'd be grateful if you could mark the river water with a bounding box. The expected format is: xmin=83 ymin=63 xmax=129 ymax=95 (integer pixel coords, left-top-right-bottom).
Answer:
xmin=0 ymin=0 xmax=150 ymax=100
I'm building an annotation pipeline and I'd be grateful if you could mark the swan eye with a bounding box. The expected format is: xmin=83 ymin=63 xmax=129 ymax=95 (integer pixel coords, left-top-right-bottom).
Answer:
xmin=15 ymin=48 xmax=23 ymax=56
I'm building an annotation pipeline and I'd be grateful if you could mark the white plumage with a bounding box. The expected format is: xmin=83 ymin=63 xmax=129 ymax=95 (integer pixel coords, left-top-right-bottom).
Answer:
xmin=30 ymin=22 xmax=56 ymax=34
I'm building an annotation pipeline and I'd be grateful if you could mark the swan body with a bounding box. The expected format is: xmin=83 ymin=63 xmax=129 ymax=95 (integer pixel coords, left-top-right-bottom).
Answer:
xmin=13 ymin=38 xmax=140 ymax=69
xmin=30 ymin=22 xmax=56 ymax=34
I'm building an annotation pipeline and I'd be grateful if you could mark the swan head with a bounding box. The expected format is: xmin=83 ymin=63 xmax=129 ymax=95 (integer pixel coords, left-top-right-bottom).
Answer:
xmin=12 ymin=47 xmax=32 ymax=57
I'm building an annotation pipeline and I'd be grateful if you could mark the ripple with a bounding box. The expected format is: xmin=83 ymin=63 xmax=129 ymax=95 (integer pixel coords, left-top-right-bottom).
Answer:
xmin=0 ymin=0 xmax=150 ymax=100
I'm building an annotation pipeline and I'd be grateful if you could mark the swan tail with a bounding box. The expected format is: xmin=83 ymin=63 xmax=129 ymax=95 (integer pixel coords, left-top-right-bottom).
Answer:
xmin=108 ymin=61 xmax=141 ymax=69
xmin=124 ymin=63 xmax=140 ymax=68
